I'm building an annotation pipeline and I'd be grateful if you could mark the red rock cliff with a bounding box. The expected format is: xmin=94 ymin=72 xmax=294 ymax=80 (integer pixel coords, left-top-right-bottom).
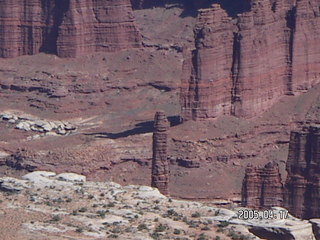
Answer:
xmin=181 ymin=0 xmax=320 ymax=121
xmin=284 ymin=125 xmax=320 ymax=219
xmin=151 ymin=111 xmax=170 ymax=195
xmin=241 ymin=161 xmax=283 ymax=208
xmin=0 ymin=0 xmax=141 ymax=58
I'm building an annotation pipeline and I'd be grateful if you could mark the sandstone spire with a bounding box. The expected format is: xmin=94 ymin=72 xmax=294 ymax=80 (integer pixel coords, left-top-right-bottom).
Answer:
xmin=151 ymin=111 xmax=169 ymax=195
xmin=241 ymin=161 xmax=283 ymax=208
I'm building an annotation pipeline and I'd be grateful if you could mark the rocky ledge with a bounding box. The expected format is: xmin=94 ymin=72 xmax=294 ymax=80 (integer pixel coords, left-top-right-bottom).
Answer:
xmin=0 ymin=171 xmax=319 ymax=240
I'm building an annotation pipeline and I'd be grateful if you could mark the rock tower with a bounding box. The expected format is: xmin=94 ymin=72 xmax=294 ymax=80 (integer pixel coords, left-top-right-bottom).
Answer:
xmin=151 ymin=111 xmax=169 ymax=195
xmin=284 ymin=125 xmax=320 ymax=219
xmin=241 ymin=161 xmax=283 ymax=208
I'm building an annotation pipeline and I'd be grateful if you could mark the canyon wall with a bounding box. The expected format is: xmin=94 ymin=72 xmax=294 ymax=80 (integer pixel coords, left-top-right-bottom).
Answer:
xmin=151 ymin=111 xmax=170 ymax=195
xmin=284 ymin=125 xmax=320 ymax=219
xmin=0 ymin=0 xmax=141 ymax=58
xmin=241 ymin=162 xmax=283 ymax=208
xmin=181 ymin=0 xmax=320 ymax=121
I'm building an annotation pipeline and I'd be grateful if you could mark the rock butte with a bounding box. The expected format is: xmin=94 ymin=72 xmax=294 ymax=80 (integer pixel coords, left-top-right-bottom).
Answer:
xmin=181 ymin=0 xmax=320 ymax=120
xmin=0 ymin=0 xmax=141 ymax=58
xmin=151 ymin=111 xmax=170 ymax=196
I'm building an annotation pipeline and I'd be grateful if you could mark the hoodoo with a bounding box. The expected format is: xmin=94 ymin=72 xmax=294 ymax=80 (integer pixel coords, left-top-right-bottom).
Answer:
xmin=151 ymin=111 xmax=170 ymax=195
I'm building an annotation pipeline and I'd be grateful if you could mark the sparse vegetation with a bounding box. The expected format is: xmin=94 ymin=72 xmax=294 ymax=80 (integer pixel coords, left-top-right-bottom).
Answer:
xmin=218 ymin=221 xmax=229 ymax=228
xmin=191 ymin=212 xmax=201 ymax=218
xmin=78 ymin=207 xmax=87 ymax=212
xmin=154 ymin=223 xmax=167 ymax=232
xmin=96 ymin=210 xmax=106 ymax=218
xmin=50 ymin=215 xmax=61 ymax=222
xmin=137 ymin=223 xmax=148 ymax=231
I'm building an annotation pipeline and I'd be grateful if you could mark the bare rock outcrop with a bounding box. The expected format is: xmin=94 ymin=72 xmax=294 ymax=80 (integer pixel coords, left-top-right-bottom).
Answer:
xmin=181 ymin=0 xmax=320 ymax=121
xmin=241 ymin=162 xmax=283 ymax=209
xmin=284 ymin=125 xmax=320 ymax=219
xmin=151 ymin=111 xmax=170 ymax=195
xmin=0 ymin=0 xmax=141 ymax=58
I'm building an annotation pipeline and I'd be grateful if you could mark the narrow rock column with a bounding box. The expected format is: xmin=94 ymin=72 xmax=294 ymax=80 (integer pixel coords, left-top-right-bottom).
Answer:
xmin=151 ymin=111 xmax=169 ymax=195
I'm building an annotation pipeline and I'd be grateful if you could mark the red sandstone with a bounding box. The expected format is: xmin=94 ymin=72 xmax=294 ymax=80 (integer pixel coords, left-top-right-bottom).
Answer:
xmin=0 ymin=0 xmax=141 ymax=58
xmin=181 ymin=0 xmax=320 ymax=121
xmin=151 ymin=111 xmax=170 ymax=195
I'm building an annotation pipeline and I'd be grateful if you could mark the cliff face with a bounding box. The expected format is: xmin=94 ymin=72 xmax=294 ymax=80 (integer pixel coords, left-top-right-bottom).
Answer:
xmin=181 ymin=0 xmax=320 ymax=121
xmin=284 ymin=125 xmax=320 ymax=219
xmin=0 ymin=0 xmax=141 ymax=58
xmin=0 ymin=0 xmax=55 ymax=58
xmin=151 ymin=111 xmax=170 ymax=196
xmin=241 ymin=162 xmax=283 ymax=208
xmin=57 ymin=0 xmax=141 ymax=58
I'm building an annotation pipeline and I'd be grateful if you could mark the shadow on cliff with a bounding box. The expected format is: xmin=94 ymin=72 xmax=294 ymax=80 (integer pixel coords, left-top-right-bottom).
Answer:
xmin=85 ymin=116 xmax=181 ymax=139
xmin=132 ymin=0 xmax=251 ymax=18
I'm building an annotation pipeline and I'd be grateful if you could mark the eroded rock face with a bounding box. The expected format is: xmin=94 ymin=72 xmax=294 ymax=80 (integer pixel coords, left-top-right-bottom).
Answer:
xmin=241 ymin=162 xmax=283 ymax=208
xmin=181 ymin=0 xmax=320 ymax=121
xmin=0 ymin=0 xmax=141 ymax=58
xmin=57 ymin=0 xmax=141 ymax=58
xmin=151 ymin=111 xmax=170 ymax=195
xmin=284 ymin=125 xmax=320 ymax=219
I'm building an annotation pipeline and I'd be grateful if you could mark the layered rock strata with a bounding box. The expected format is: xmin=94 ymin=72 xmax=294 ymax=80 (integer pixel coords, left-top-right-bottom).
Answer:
xmin=241 ymin=162 xmax=283 ymax=208
xmin=0 ymin=0 xmax=141 ymax=58
xmin=284 ymin=125 xmax=320 ymax=219
xmin=181 ymin=0 xmax=320 ymax=121
xmin=151 ymin=111 xmax=170 ymax=195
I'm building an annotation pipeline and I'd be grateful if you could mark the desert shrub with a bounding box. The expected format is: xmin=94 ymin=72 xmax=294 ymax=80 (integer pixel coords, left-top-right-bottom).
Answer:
xmin=51 ymin=215 xmax=61 ymax=222
xmin=218 ymin=221 xmax=229 ymax=228
xmin=78 ymin=207 xmax=87 ymax=212
xmin=191 ymin=212 xmax=201 ymax=218
xmin=96 ymin=210 xmax=106 ymax=218
xmin=137 ymin=223 xmax=148 ymax=231
xmin=154 ymin=224 xmax=167 ymax=232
